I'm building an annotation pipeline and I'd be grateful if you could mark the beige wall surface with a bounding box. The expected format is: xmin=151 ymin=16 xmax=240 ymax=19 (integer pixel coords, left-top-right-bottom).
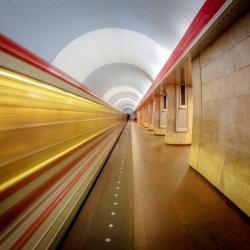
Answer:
xmin=165 ymin=62 xmax=193 ymax=145
xmin=190 ymin=12 xmax=250 ymax=216
xmin=153 ymin=95 xmax=166 ymax=135
xmin=165 ymin=84 xmax=193 ymax=145
xmin=148 ymin=100 xmax=154 ymax=130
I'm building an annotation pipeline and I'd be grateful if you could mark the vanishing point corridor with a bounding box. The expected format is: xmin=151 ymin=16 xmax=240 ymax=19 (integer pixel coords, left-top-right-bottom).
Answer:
xmin=0 ymin=1 xmax=250 ymax=249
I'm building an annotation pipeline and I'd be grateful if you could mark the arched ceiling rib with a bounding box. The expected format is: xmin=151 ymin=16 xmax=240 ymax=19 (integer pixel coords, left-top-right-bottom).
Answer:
xmin=0 ymin=0 xmax=205 ymax=111
xmin=84 ymin=63 xmax=153 ymax=97
xmin=0 ymin=0 xmax=205 ymax=62
xmin=123 ymin=108 xmax=134 ymax=114
xmin=119 ymin=104 xmax=136 ymax=111
xmin=52 ymin=28 xmax=170 ymax=82
xmin=103 ymin=85 xmax=143 ymax=102
xmin=117 ymin=103 xmax=136 ymax=110
xmin=114 ymin=98 xmax=138 ymax=108
xmin=109 ymin=92 xmax=140 ymax=106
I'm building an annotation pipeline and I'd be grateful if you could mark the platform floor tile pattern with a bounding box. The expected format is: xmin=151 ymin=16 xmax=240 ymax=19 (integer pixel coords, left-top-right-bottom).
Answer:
xmin=61 ymin=123 xmax=133 ymax=250
xmin=61 ymin=121 xmax=250 ymax=250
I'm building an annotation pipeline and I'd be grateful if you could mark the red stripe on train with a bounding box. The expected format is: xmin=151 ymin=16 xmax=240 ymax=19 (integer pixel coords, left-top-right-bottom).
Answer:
xmin=0 ymin=124 xmax=119 ymax=201
xmin=11 ymin=138 xmax=109 ymax=250
xmin=0 ymin=126 xmax=119 ymax=233
xmin=0 ymin=35 xmax=102 ymax=103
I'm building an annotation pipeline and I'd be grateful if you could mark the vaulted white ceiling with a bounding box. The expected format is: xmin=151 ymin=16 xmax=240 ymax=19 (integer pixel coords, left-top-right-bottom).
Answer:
xmin=0 ymin=0 xmax=205 ymax=111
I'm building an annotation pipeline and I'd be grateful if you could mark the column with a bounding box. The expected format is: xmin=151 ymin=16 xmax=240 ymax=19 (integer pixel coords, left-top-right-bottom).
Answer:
xmin=136 ymin=110 xmax=140 ymax=123
xmin=153 ymin=95 xmax=165 ymax=135
xmin=165 ymin=65 xmax=193 ymax=145
xmin=140 ymin=106 xmax=144 ymax=125
xmin=148 ymin=99 xmax=154 ymax=130
xmin=143 ymin=103 xmax=148 ymax=127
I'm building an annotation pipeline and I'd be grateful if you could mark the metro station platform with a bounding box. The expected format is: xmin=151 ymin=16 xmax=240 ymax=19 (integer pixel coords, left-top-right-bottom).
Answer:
xmin=1 ymin=2 xmax=250 ymax=248
xmin=61 ymin=121 xmax=250 ymax=250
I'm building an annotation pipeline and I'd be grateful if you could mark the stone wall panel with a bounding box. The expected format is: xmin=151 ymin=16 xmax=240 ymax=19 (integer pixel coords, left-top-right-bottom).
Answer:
xmin=190 ymin=12 xmax=250 ymax=216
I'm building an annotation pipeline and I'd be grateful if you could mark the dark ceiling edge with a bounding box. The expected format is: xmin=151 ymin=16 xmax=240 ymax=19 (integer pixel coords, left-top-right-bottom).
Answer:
xmin=189 ymin=0 xmax=250 ymax=60
xmin=0 ymin=34 xmax=121 ymax=112
xmin=136 ymin=0 xmax=228 ymax=110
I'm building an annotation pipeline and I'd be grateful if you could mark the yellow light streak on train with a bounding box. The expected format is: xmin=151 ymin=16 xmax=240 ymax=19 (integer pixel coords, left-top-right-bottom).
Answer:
xmin=0 ymin=68 xmax=124 ymax=192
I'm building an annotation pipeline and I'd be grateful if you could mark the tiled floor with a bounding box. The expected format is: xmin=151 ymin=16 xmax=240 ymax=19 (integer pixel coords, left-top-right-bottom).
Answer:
xmin=61 ymin=123 xmax=133 ymax=250
xmin=61 ymin=121 xmax=250 ymax=250
xmin=132 ymin=122 xmax=250 ymax=250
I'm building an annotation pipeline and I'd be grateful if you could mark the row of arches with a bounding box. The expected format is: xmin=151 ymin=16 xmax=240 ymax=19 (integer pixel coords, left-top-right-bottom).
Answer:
xmin=52 ymin=28 xmax=170 ymax=111
xmin=0 ymin=0 xmax=204 ymax=111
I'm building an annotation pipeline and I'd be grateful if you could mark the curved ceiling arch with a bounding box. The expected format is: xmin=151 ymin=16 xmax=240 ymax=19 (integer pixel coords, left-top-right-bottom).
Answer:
xmin=123 ymin=108 xmax=134 ymax=114
xmin=119 ymin=104 xmax=136 ymax=110
xmin=120 ymin=104 xmax=136 ymax=112
xmin=103 ymin=85 xmax=143 ymax=102
xmin=52 ymin=28 xmax=171 ymax=82
xmin=84 ymin=63 xmax=153 ymax=97
xmin=117 ymin=102 xmax=136 ymax=109
xmin=0 ymin=0 xmax=205 ymax=110
xmin=0 ymin=0 xmax=204 ymax=62
xmin=114 ymin=98 xmax=138 ymax=107
xmin=109 ymin=92 xmax=140 ymax=105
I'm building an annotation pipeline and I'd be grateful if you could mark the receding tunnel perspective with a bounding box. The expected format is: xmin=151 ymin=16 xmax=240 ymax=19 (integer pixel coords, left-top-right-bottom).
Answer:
xmin=0 ymin=0 xmax=250 ymax=249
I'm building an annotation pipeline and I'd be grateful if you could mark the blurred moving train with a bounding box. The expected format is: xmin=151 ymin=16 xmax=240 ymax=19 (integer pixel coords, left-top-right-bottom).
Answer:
xmin=0 ymin=36 xmax=127 ymax=249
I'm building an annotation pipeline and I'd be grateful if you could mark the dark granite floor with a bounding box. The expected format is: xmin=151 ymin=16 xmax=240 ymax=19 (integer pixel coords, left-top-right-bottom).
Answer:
xmin=132 ymin=122 xmax=250 ymax=250
xmin=61 ymin=121 xmax=250 ymax=250
xmin=61 ymin=122 xmax=133 ymax=250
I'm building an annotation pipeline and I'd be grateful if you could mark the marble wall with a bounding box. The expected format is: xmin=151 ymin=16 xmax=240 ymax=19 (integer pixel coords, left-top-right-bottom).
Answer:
xmin=190 ymin=12 xmax=250 ymax=216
